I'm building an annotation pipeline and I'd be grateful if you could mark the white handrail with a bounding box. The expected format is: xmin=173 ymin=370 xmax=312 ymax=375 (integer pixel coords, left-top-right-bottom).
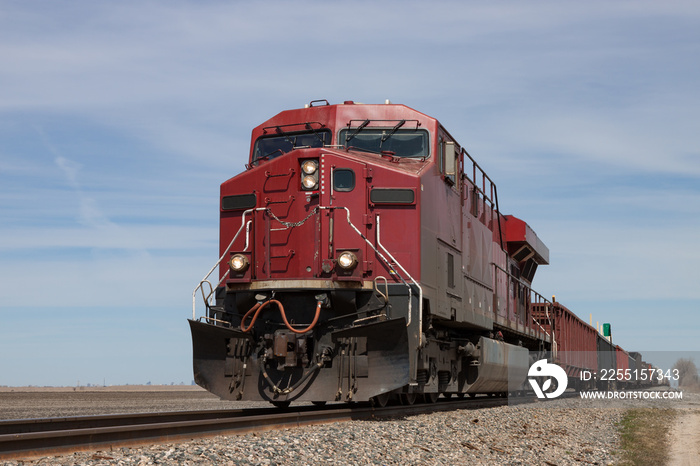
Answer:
xmin=192 ymin=208 xmax=255 ymax=319
xmin=317 ymin=206 xmax=418 ymax=332
xmin=375 ymin=214 xmax=423 ymax=345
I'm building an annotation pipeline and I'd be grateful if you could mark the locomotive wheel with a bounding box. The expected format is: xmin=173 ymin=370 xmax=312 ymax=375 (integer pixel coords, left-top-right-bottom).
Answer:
xmin=422 ymin=393 xmax=439 ymax=403
xmin=372 ymin=392 xmax=391 ymax=408
xmin=272 ymin=401 xmax=291 ymax=408
xmin=400 ymin=392 xmax=417 ymax=405
xmin=311 ymin=401 xmax=327 ymax=406
xmin=442 ymin=393 xmax=452 ymax=400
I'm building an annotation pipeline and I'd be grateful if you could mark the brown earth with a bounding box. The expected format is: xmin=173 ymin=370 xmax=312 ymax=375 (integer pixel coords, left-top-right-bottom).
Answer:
xmin=668 ymin=408 xmax=700 ymax=465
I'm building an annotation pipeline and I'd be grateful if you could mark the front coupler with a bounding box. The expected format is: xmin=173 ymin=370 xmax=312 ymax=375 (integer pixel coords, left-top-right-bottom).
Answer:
xmin=189 ymin=317 xmax=410 ymax=403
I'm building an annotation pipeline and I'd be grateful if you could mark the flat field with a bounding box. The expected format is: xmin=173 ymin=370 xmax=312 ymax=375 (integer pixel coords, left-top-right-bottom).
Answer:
xmin=0 ymin=385 xmax=267 ymax=420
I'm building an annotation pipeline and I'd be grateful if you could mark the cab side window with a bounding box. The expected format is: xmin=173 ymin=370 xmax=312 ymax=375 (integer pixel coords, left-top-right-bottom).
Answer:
xmin=442 ymin=140 xmax=460 ymax=189
xmin=333 ymin=169 xmax=355 ymax=192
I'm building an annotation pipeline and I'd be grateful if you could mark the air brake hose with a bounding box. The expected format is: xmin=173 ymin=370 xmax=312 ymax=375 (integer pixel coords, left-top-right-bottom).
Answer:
xmin=260 ymin=347 xmax=332 ymax=395
xmin=241 ymin=299 xmax=322 ymax=334
xmin=260 ymin=356 xmax=323 ymax=395
xmin=240 ymin=300 xmax=267 ymax=332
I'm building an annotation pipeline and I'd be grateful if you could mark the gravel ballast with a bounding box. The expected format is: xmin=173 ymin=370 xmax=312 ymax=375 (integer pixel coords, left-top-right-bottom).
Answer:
xmin=0 ymin=387 xmax=632 ymax=465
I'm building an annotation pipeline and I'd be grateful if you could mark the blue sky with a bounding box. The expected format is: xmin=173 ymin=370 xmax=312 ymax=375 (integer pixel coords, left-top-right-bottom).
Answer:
xmin=1 ymin=1 xmax=698 ymax=386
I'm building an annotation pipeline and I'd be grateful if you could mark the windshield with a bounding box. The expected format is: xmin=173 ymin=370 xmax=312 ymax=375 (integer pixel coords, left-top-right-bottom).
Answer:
xmin=339 ymin=128 xmax=429 ymax=158
xmin=253 ymin=129 xmax=332 ymax=162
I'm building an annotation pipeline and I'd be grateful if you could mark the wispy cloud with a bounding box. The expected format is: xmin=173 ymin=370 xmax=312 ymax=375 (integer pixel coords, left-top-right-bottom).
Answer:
xmin=54 ymin=156 xmax=82 ymax=189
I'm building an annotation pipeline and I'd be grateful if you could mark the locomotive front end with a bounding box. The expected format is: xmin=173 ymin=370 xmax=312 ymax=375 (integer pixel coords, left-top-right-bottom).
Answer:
xmin=190 ymin=111 xmax=426 ymax=405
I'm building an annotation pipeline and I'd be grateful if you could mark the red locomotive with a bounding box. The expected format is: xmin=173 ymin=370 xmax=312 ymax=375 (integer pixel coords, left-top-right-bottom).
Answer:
xmin=189 ymin=100 xmax=647 ymax=406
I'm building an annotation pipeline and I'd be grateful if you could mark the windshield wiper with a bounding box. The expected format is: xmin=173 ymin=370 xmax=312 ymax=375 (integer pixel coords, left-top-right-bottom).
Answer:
xmin=272 ymin=123 xmax=328 ymax=149
xmin=275 ymin=126 xmax=296 ymax=148
xmin=305 ymin=123 xmax=327 ymax=145
xmin=345 ymin=119 xmax=370 ymax=145
xmin=259 ymin=148 xmax=284 ymax=161
xmin=380 ymin=119 xmax=406 ymax=147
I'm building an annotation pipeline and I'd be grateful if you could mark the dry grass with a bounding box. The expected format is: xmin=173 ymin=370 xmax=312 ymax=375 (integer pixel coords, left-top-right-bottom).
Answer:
xmin=616 ymin=408 xmax=676 ymax=465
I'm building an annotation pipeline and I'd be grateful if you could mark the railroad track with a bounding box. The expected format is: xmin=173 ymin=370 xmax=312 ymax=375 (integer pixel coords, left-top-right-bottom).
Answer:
xmin=0 ymin=396 xmax=520 ymax=460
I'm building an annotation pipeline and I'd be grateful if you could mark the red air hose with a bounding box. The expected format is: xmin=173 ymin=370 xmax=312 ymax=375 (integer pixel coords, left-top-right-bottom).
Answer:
xmin=241 ymin=299 xmax=322 ymax=334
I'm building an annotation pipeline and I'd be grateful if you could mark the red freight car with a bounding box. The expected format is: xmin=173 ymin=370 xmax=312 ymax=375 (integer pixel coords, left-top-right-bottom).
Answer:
xmin=532 ymin=301 xmax=598 ymax=389
xmin=615 ymin=345 xmax=630 ymax=388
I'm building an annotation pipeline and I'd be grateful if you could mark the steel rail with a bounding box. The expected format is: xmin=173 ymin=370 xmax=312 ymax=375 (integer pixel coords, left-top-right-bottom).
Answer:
xmin=0 ymin=396 xmax=525 ymax=461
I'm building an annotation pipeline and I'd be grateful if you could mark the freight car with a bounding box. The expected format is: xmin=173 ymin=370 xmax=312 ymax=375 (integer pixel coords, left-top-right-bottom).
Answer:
xmin=532 ymin=301 xmax=598 ymax=391
xmin=189 ymin=100 xmax=642 ymax=406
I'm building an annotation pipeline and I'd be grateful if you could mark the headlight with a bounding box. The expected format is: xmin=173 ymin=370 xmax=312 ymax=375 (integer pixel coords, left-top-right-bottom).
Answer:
xmin=337 ymin=251 xmax=358 ymax=270
xmin=229 ymin=254 xmax=249 ymax=272
xmin=301 ymin=159 xmax=318 ymax=174
xmin=301 ymin=159 xmax=319 ymax=190
xmin=302 ymin=175 xmax=318 ymax=190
